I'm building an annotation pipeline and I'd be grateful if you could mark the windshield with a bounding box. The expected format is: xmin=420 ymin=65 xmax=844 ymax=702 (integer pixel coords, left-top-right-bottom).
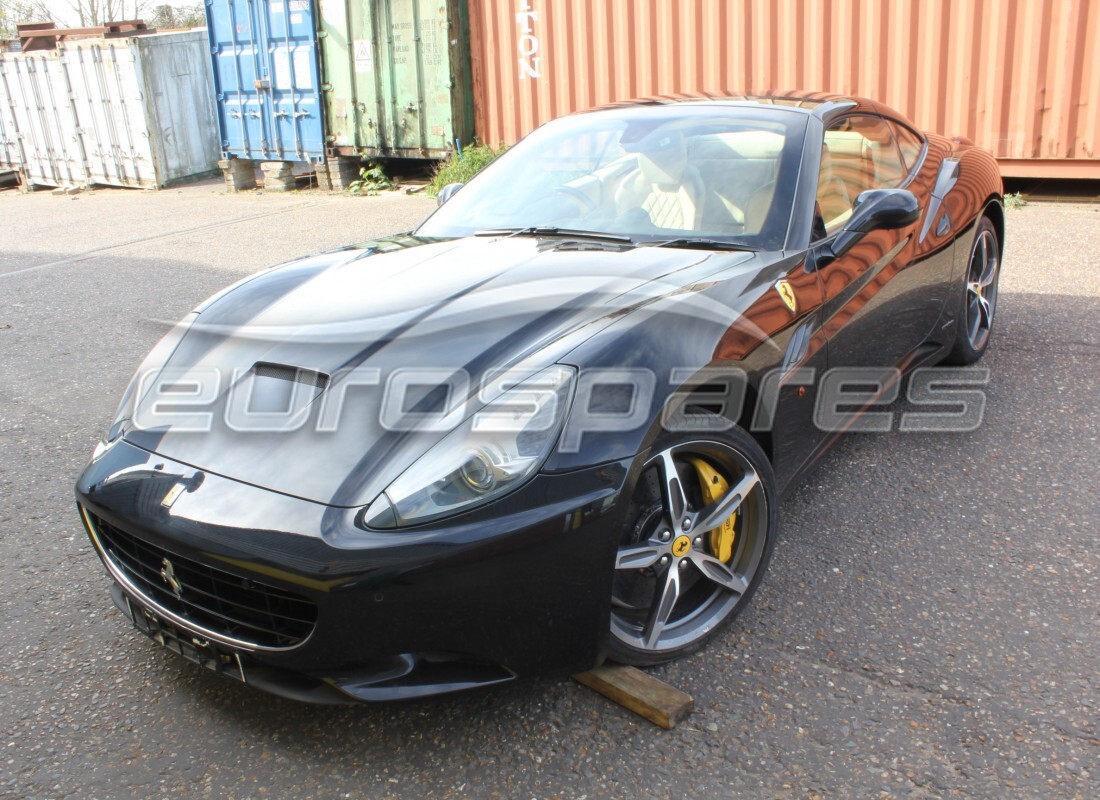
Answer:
xmin=417 ymin=104 xmax=809 ymax=250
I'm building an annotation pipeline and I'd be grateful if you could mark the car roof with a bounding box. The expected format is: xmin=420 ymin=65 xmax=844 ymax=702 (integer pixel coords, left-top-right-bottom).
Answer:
xmin=587 ymin=90 xmax=917 ymax=131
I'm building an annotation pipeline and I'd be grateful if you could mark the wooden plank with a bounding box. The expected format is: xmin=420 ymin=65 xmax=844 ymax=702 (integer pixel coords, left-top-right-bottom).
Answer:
xmin=17 ymin=22 xmax=159 ymax=50
xmin=41 ymin=27 xmax=111 ymax=37
xmin=103 ymin=29 xmax=158 ymax=39
xmin=15 ymin=22 xmax=58 ymax=33
xmin=18 ymin=36 xmax=57 ymax=52
xmin=573 ymin=664 xmax=693 ymax=730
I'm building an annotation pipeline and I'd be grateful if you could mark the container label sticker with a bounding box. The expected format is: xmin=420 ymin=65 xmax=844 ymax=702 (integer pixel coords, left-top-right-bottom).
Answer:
xmin=289 ymin=0 xmax=309 ymax=10
xmin=290 ymin=13 xmax=303 ymax=25
xmin=270 ymin=47 xmax=312 ymax=91
xmin=294 ymin=49 xmax=313 ymax=88
xmin=354 ymin=41 xmax=373 ymax=73
xmin=274 ymin=52 xmax=290 ymax=90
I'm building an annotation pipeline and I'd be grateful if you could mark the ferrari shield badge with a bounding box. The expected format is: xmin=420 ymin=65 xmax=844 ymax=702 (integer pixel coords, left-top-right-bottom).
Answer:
xmin=160 ymin=482 xmax=187 ymax=509
xmin=775 ymin=279 xmax=798 ymax=314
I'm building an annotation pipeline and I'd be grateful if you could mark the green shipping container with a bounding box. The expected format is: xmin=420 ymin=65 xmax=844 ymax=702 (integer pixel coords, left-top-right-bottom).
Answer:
xmin=317 ymin=0 xmax=473 ymax=159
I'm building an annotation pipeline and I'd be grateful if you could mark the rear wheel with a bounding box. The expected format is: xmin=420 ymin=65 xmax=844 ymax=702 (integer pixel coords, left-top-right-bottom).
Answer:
xmin=609 ymin=424 xmax=777 ymax=666
xmin=943 ymin=216 xmax=1001 ymax=364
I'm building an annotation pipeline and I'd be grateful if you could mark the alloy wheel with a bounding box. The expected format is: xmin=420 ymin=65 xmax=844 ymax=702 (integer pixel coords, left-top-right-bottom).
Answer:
xmin=964 ymin=228 xmax=1000 ymax=351
xmin=610 ymin=440 xmax=770 ymax=656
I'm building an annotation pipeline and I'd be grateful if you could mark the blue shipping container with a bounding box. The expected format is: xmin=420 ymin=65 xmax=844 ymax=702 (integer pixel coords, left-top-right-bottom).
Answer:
xmin=206 ymin=0 xmax=324 ymax=162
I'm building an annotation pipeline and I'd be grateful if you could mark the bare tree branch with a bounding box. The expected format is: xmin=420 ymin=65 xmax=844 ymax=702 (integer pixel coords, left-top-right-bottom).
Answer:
xmin=0 ymin=0 xmax=55 ymax=36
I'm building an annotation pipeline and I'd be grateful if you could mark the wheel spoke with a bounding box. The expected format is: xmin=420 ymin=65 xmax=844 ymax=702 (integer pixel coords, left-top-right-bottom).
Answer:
xmin=978 ymin=235 xmax=998 ymax=286
xmin=655 ymin=447 xmax=688 ymax=526
xmin=615 ymin=544 xmax=662 ymax=571
xmin=966 ymin=280 xmax=983 ymax=298
xmin=967 ymin=295 xmax=981 ymax=340
xmin=643 ymin=564 xmax=681 ymax=649
xmin=695 ymin=469 xmax=760 ymax=532
xmin=691 ymin=551 xmax=749 ymax=594
xmin=977 ymin=294 xmax=992 ymax=328
xmin=980 ymin=256 xmax=998 ymax=287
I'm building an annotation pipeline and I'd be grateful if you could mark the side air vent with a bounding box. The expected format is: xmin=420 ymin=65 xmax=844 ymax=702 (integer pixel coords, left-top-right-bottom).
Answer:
xmin=686 ymin=381 xmax=732 ymax=416
xmin=781 ymin=322 xmax=814 ymax=372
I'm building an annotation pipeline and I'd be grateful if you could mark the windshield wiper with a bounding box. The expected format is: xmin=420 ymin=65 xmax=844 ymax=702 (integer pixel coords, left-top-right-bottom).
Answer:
xmin=474 ymin=226 xmax=633 ymax=243
xmin=472 ymin=228 xmax=754 ymax=250
xmin=640 ymin=237 xmax=758 ymax=252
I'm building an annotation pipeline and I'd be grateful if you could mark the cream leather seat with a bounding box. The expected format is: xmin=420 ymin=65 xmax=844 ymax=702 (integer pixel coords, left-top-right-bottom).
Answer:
xmin=637 ymin=171 xmax=704 ymax=229
xmin=614 ymin=129 xmax=708 ymax=232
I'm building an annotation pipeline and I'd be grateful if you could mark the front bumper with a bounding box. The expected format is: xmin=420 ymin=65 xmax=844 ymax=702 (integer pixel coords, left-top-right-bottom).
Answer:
xmin=76 ymin=438 xmax=632 ymax=702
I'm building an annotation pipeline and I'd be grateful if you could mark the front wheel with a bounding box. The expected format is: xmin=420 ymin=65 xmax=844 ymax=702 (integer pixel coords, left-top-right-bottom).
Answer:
xmin=943 ymin=216 xmax=1001 ymax=365
xmin=609 ymin=424 xmax=777 ymax=666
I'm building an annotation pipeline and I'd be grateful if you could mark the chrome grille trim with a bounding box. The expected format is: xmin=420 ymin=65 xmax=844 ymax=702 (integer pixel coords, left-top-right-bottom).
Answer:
xmin=80 ymin=505 xmax=316 ymax=652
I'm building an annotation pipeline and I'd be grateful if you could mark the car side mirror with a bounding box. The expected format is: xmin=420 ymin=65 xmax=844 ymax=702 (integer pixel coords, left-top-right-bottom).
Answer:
xmin=825 ymin=188 xmax=921 ymax=262
xmin=436 ymin=182 xmax=464 ymax=206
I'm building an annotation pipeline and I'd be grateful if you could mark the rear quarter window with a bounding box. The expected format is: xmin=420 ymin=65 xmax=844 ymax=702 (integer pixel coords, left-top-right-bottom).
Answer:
xmin=890 ymin=122 xmax=926 ymax=174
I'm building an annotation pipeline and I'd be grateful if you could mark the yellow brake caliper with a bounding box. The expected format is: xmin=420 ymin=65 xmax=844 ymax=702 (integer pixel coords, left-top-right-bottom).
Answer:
xmin=688 ymin=457 xmax=737 ymax=563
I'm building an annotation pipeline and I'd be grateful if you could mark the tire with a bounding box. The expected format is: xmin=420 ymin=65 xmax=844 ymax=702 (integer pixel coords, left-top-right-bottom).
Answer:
xmin=608 ymin=421 xmax=778 ymax=666
xmin=943 ymin=215 xmax=1001 ymax=365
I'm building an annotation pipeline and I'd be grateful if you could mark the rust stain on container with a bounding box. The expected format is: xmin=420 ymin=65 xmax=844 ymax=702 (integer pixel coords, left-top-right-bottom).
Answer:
xmin=468 ymin=0 xmax=1100 ymax=178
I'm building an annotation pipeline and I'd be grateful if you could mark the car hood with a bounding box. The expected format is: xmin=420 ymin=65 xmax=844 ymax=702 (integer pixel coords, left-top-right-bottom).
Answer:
xmin=124 ymin=235 xmax=754 ymax=507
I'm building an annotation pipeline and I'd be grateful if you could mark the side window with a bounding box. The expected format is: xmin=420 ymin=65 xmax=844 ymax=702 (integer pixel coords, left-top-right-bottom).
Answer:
xmin=890 ymin=121 xmax=925 ymax=173
xmin=816 ymin=115 xmax=906 ymax=235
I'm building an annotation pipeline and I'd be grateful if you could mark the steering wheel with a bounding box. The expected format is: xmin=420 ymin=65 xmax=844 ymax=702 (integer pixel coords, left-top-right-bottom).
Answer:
xmin=554 ymin=184 xmax=597 ymax=213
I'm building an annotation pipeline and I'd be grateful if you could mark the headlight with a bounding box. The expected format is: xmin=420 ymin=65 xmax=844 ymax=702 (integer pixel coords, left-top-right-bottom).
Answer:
xmin=364 ymin=365 xmax=575 ymax=528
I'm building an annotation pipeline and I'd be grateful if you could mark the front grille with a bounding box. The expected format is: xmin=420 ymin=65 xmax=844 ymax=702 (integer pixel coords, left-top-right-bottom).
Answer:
xmin=86 ymin=511 xmax=317 ymax=649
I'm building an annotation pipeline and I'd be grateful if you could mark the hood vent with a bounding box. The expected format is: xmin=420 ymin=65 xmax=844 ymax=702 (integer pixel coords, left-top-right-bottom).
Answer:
xmin=253 ymin=362 xmax=329 ymax=389
xmin=240 ymin=363 xmax=329 ymax=417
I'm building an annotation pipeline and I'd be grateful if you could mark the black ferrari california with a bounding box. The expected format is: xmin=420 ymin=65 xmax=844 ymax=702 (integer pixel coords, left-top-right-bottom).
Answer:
xmin=76 ymin=92 xmax=1004 ymax=702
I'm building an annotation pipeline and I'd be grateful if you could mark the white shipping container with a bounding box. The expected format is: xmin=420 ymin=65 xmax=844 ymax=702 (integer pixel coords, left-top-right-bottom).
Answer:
xmin=0 ymin=30 xmax=220 ymax=189
xmin=0 ymin=71 xmax=19 ymax=171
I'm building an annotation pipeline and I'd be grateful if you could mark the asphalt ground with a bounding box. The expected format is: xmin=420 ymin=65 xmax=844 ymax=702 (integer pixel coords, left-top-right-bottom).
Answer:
xmin=1 ymin=181 xmax=1097 ymax=799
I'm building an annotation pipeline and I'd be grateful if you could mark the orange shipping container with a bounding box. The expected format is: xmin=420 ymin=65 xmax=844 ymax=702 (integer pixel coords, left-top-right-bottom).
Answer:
xmin=468 ymin=0 xmax=1100 ymax=179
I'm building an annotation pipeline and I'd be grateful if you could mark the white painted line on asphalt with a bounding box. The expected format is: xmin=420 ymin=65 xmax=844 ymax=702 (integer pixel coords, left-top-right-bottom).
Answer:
xmin=0 ymin=199 xmax=332 ymax=281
